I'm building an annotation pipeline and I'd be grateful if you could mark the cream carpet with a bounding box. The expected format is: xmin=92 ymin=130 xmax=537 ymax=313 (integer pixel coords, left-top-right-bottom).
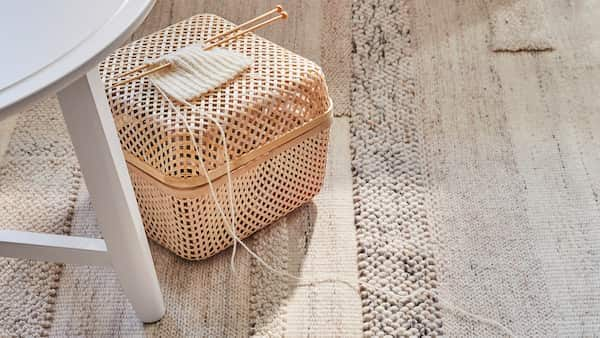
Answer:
xmin=350 ymin=0 xmax=600 ymax=336
xmin=2 ymin=0 xmax=600 ymax=336
xmin=0 ymin=99 xmax=81 ymax=336
xmin=488 ymin=0 xmax=555 ymax=52
xmin=417 ymin=0 xmax=600 ymax=335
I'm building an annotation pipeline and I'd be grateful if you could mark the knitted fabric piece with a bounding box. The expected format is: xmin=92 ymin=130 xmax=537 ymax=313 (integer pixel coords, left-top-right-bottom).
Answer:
xmin=147 ymin=44 xmax=253 ymax=102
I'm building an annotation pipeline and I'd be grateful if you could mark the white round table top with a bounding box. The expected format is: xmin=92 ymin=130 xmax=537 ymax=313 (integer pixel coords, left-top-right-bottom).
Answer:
xmin=0 ymin=0 xmax=154 ymax=118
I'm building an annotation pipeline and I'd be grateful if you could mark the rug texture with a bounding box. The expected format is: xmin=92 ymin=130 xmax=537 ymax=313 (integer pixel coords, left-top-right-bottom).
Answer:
xmin=415 ymin=0 xmax=600 ymax=335
xmin=487 ymin=0 xmax=554 ymax=52
xmin=4 ymin=0 xmax=600 ymax=336
xmin=0 ymin=99 xmax=81 ymax=336
xmin=350 ymin=0 xmax=443 ymax=336
xmin=351 ymin=0 xmax=600 ymax=336
xmin=132 ymin=0 xmax=353 ymax=117
xmin=321 ymin=0 xmax=352 ymax=116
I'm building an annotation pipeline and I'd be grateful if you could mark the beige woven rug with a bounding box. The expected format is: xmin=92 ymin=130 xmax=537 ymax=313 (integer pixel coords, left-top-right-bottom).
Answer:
xmin=350 ymin=0 xmax=600 ymax=336
xmin=0 ymin=99 xmax=81 ymax=336
xmin=0 ymin=1 xmax=359 ymax=336
xmin=418 ymin=0 xmax=600 ymax=335
xmin=487 ymin=0 xmax=555 ymax=52
xmin=132 ymin=0 xmax=352 ymax=117
xmin=4 ymin=0 xmax=600 ymax=336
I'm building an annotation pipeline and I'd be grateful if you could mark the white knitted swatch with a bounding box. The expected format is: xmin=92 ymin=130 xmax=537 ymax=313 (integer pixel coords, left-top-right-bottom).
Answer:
xmin=147 ymin=44 xmax=252 ymax=102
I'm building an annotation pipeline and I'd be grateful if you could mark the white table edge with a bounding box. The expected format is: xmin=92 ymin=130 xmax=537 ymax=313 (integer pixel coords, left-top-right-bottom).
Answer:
xmin=0 ymin=0 xmax=154 ymax=119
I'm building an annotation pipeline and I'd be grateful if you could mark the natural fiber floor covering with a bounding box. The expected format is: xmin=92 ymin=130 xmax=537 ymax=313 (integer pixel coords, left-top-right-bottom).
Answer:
xmin=0 ymin=100 xmax=81 ymax=336
xmin=350 ymin=0 xmax=600 ymax=336
xmin=420 ymin=0 xmax=600 ymax=335
xmin=2 ymin=0 xmax=600 ymax=336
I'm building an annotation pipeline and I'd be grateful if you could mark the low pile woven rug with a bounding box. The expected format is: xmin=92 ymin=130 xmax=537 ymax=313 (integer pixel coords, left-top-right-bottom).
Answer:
xmin=351 ymin=0 xmax=600 ymax=336
xmin=0 ymin=99 xmax=81 ymax=336
xmin=2 ymin=0 xmax=600 ymax=336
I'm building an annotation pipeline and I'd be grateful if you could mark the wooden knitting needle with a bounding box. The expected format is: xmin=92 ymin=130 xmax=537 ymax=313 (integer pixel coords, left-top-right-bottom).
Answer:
xmin=113 ymin=6 xmax=287 ymax=86
xmin=205 ymin=11 xmax=288 ymax=50
xmin=114 ymin=63 xmax=173 ymax=86
xmin=204 ymin=5 xmax=283 ymax=44
xmin=116 ymin=7 xmax=283 ymax=79
xmin=114 ymin=10 xmax=288 ymax=87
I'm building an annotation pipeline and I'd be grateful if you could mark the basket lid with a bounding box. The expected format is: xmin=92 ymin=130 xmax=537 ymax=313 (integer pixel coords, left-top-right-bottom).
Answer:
xmin=99 ymin=14 xmax=330 ymax=189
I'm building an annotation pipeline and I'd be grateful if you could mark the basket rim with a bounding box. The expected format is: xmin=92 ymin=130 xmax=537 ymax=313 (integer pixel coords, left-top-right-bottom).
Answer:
xmin=124 ymin=98 xmax=332 ymax=191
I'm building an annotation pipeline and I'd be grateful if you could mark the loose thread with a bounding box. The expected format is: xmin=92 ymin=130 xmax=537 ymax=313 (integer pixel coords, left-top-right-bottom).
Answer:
xmin=149 ymin=80 xmax=514 ymax=337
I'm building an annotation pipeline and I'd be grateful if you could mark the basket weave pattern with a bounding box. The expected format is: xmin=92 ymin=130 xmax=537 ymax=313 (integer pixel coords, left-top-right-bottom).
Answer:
xmin=99 ymin=14 xmax=331 ymax=260
xmin=129 ymin=128 xmax=328 ymax=259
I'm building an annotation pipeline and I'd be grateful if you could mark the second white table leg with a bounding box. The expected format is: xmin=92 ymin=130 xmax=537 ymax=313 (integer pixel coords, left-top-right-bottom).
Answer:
xmin=57 ymin=68 xmax=165 ymax=323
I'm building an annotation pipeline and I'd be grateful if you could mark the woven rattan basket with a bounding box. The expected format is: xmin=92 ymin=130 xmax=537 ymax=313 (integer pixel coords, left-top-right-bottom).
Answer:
xmin=99 ymin=14 xmax=331 ymax=260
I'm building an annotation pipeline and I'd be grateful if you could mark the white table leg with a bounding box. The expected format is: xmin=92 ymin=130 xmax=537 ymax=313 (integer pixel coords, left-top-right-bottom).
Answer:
xmin=57 ymin=68 xmax=165 ymax=323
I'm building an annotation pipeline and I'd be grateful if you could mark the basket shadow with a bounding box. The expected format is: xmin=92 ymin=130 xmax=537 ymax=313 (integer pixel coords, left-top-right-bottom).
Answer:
xmin=144 ymin=201 xmax=318 ymax=335
xmin=245 ymin=200 xmax=318 ymax=335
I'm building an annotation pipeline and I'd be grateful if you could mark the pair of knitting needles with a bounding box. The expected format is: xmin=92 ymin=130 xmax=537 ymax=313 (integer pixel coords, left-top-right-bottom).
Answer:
xmin=113 ymin=5 xmax=288 ymax=86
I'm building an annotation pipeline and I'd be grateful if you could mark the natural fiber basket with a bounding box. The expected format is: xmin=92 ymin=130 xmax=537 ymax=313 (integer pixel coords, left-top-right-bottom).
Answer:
xmin=99 ymin=14 xmax=331 ymax=260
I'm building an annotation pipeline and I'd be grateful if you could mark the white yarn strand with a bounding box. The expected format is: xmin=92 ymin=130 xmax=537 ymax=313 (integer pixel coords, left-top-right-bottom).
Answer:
xmin=144 ymin=76 xmax=515 ymax=337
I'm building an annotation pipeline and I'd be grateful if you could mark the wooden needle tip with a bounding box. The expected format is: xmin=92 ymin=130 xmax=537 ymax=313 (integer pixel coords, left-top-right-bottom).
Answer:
xmin=275 ymin=5 xmax=284 ymax=12
xmin=280 ymin=11 xmax=288 ymax=19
